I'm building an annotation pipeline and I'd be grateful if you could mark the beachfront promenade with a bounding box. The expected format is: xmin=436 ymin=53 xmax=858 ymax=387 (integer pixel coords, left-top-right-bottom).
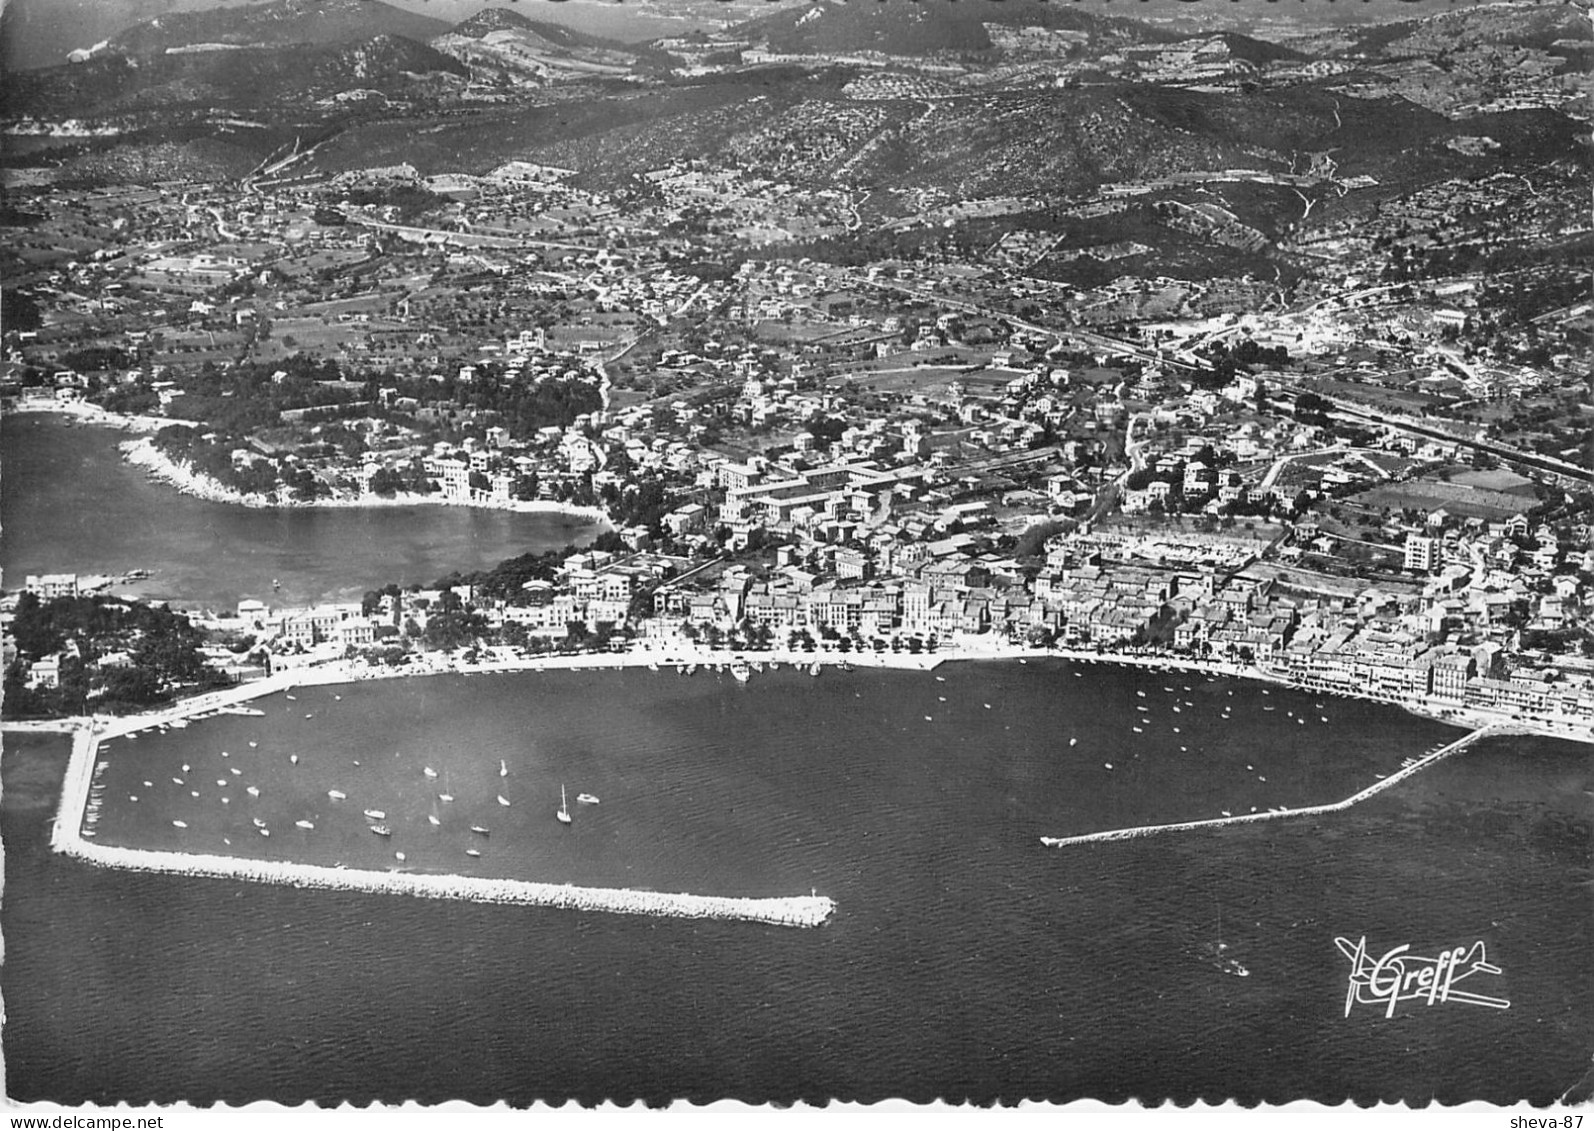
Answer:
xmin=1039 ymin=723 xmax=1506 ymax=848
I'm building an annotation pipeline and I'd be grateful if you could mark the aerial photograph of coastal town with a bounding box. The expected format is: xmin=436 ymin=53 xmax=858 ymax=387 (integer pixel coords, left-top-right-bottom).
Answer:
xmin=0 ymin=0 xmax=1589 ymax=1116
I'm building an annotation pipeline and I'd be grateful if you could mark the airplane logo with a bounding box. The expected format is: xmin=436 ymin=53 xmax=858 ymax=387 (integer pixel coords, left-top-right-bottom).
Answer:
xmin=1335 ymin=936 xmax=1511 ymax=1019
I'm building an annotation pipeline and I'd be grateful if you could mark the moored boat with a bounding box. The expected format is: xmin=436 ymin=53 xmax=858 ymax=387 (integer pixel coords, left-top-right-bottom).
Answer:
xmin=328 ymin=789 xmax=347 ymax=800
xmin=369 ymin=825 xmax=391 ymax=837
xmin=295 ymin=820 xmax=314 ymax=830
xmin=557 ymin=784 xmax=572 ymax=825
xmin=363 ymin=809 xmax=385 ymax=820
xmin=576 ymin=793 xmax=600 ymax=805
xmin=470 ymin=825 xmax=490 ymax=836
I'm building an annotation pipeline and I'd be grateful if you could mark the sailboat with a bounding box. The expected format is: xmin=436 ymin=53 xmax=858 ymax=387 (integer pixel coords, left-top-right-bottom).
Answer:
xmin=499 ymin=759 xmax=508 ymax=778
xmin=557 ymin=784 xmax=572 ymax=825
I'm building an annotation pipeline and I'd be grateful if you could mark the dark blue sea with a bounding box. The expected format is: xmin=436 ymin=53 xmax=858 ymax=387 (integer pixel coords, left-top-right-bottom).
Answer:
xmin=4 ymin=663 xmax=1590 ymax=1105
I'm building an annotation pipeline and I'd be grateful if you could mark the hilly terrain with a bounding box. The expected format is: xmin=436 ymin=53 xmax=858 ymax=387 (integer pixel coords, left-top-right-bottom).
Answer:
xmin=429 ymin=5 xmax=668 ymax=85
xmin=2 ymin=33 xmax=469 ymax=119
xmin=106 ymin=0 xmax=452 ymax=55
xmin=727 ymin=0 xmax=1180 ymax=57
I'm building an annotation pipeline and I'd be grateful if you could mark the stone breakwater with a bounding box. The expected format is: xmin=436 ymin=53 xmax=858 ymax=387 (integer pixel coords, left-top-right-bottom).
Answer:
xmin=50 ymin=692 xmax=834 ymax=929
xmin=1040 ymin=724 xmax=1503 ymax=848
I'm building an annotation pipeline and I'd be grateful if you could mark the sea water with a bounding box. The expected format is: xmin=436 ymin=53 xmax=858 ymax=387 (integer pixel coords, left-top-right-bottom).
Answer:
xmin=4 ymin=662 xmax=1589 ymax=1105
xmin=0 ymin=414 xmax=604 ymax=609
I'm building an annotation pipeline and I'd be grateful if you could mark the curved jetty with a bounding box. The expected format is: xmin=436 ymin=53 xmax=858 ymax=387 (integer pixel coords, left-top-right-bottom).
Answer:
xmin=1041 ymin=725 xmax=1502 ymax=849
xmin=52 ymin=698 xmax=835 ymax=930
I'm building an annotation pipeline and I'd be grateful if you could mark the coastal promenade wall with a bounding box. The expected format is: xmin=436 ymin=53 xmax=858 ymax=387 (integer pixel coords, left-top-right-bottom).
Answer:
xmin=47 ymin=673 xmax=835 ymax=928
xmin=1039 ymin=723 xmax=1504 ymax=848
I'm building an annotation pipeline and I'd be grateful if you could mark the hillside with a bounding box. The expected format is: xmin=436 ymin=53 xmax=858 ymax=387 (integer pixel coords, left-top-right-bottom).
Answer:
xmin=1339 ymin=0 xmax=1590 ymax=58
xmin=3 ymin=34 xmax=469 ymax=118
xmin=107 ymin=0 xmax=452 ymax=55
xmin=430 ymin=7 xmax=666 ymax=84
xmin=727 ymin=0 xmax=1178 ymax=57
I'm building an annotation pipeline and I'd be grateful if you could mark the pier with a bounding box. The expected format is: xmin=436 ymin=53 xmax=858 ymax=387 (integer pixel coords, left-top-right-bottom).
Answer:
xmin=47 ymin=684 xmax=836 ymax=929
xmin=1040 ymin=724 xmax=1504 ymax=848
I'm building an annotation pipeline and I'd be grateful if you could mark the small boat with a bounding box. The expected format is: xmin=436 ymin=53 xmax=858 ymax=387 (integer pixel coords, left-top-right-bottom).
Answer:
xmin=730 ymin=661 xmax=751 ymax=682
xmin=172 ymin=777 xmax=185 ymax=785
xmin=259 ymin=828 xmax=271 ymax=837
xmin=576 ymin=793 xmax=600 ymax=805
xmin=557 ymin=785 xmax=572 ymax=825
xmin=465 ymin=849 xmax=482 ymax=858
xmin=1132 ymin=726 xmax=1143 ymax=733
xmin=394 ymin=851 xmax=405 ymax=862
xmin=249 ymin=741 xmax=258 ymax=748
xmin=810 ymin=662 xmax=822 ymax=676
xmin=497 ymin=795 xmax=511 ymax=807
xmin=369 ymin=825 xmax=392 ymax=837
xmin=246 ymin=786 xmax=260 ymax=797
xmin=290 ymin=755 xmax=299 ymax=764
xmin=130 ymin=795 xmax=139 ymax=802
xmin=328 ymin=789 xmax=347 ymax=800
xmin=364 ymin=809 xmax=386 ymax=820
xmin=285 ymin=694 xmax=296 ymax=701
xmin=470 ymin=826 xmax=490 ymax=836
xmin=229 ymin=767 xmax=241 ymax=776
xmin=427 ymin=814 xmax=441 ymax=826
xmin=499 ymin=760 xmax=508 ymax=778
xmin=1069 ymin=738 xmax=1078 ymax=747
xmin=172 ymin=820 xmax=188 ymax=829
xmin=296 ymin=820 xmax=314 ymax=830
xmin=252 ymin=818 xmax=266 ymax=828
xmin=423 ymin=767 xmax=438 ymax=779
xmin=182 ymin=764 xmax=191 ymax=772
xmin=1104 ymin=763 xmax=1114 ymax=770
xmin=438 ymin=793 xmax=454 ymax=802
